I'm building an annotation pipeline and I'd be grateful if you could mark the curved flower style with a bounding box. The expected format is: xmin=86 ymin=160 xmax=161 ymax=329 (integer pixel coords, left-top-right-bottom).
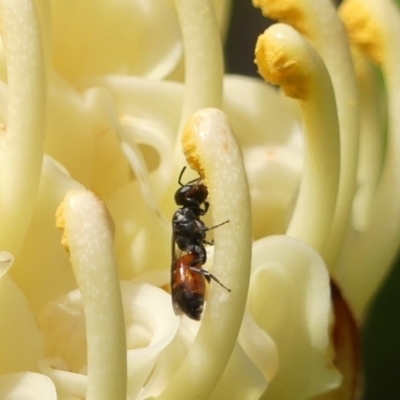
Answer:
xmin=0 ymin=0 xmax=398 ymax=398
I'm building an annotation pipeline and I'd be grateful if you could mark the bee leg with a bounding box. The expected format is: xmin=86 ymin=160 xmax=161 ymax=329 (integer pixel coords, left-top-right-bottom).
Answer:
xmin=188 ymin=265 xmax=231 ymax=292
xmin=201 ymin=220 xmax=230 ymax=246
xmin=204 ymin=219 xmax=230 ymax=232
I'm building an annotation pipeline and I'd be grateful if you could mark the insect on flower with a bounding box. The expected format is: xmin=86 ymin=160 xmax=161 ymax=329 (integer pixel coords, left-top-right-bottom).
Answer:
xmin=171 ymin=167 xmax=231 ymax=320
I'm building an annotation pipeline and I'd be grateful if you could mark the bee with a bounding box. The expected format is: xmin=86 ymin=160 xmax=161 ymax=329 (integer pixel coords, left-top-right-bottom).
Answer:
xmin=171 ymin=167 xmax=230 ymax=320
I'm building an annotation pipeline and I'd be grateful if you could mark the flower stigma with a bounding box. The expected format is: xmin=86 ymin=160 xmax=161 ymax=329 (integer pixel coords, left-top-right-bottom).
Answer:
xmin=56 ymin=191 xmax=127 ymax=400
xmin=158 ymin=108 xmax=252 ymax=399
xmin=255 ymin=23 xmax=340 ymax=253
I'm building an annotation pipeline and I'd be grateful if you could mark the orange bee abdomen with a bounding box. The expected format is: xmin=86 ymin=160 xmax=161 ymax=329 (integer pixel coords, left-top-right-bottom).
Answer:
xmin=171 ymin=253 xmax=206 ymax=320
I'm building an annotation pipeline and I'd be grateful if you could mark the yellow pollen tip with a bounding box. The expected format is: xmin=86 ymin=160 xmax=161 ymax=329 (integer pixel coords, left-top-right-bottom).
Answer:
xmin=252 ymin=0 xmax=307 ymax=35
xmin=182 ymin=115 xmax=206 ymax=179
xmin=255 ymin=29 xmax=309 ymax=100
xmin=339 ymin=0 xmax=384 ymax=65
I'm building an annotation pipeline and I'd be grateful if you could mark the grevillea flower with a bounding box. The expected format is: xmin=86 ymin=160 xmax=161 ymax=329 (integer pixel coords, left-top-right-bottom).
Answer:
xmin=0 ymin=0 xmax=399 ymax=398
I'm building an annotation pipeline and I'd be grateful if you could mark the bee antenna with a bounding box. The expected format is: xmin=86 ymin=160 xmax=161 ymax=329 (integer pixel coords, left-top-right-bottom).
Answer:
xmin=178 ymin=166 xmax=187 ymax=186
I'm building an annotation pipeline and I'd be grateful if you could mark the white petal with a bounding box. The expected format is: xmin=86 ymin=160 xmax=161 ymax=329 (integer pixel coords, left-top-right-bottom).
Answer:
xmin=122 ymin=282 xmax=179 ymax=399
xmin=105 ymin=180 xmax=170 ymax=280
xmin=38 ymin=289 xmax=87 ymax=373
xmin=0 ymin=273 xmax=44 ymax=374
xmin=0 ymin=372 xmax=56 ymax=400
xmin=11 ymin=156 xmax=83 ymax=315
xmin=223 ymin=75 xmax=301 ymax=147
xmin=244 ymin=145 xmax=302 ymax=238
xmin=209 ymin=342 xmax=268 ymax=400
xmin=136 ymin=316 xmax=199 ymax=400
xmin=39 ymin=281 xmax=179 ymax=399
xmin=45 ymin=74 xmax=95 ymax=188
xmin=238 ymin=311 xmax=278 ymax=383
xmin=249 ymin=235 xmax=341 ymax=399
xmin=49 ymin=0 xmax=181 ymax=80
xmin=37 ymin=357 xmax=87 ymax=400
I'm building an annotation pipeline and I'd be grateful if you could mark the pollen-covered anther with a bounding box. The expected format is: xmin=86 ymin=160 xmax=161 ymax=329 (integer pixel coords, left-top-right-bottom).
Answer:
xmin=255 ymin=27 xmax=309 ymax=100
xmin=252 ymin=0 xmax=307 ymax=34
xmin=339 ymin=0 xmax=384 ymax=65
xmin=182 ymin=114 xmax=206 ymax=179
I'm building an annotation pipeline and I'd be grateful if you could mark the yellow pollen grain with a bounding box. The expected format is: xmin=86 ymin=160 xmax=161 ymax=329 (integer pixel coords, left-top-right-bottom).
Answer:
xmin=252 ymin=0 xmax=307 ymax=35
xmin=255 ymin=32 xmax=309 ymax=100
xmin=55 ymin=199 xmax=70 ymax=257
xmin=182 ymin=117 xmax=205 ymax=179
xmin=339 ymin=0 xmax=384 ymax=65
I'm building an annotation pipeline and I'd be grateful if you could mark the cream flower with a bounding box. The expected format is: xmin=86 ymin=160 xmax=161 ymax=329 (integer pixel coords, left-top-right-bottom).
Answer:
xmin=0 ymin=0 xmax=398 ymax=398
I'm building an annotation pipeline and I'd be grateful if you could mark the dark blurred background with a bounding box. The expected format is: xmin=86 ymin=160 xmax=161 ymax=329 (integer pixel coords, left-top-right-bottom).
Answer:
xmin=225 ymin=1 xmax=400 ymax=399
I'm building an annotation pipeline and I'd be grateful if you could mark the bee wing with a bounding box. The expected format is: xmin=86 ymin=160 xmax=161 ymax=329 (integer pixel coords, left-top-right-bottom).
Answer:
xmin=171 ymin=229 xmax=185 ymax=316
xmin=171 ymin=231 xmax=184 ymax=267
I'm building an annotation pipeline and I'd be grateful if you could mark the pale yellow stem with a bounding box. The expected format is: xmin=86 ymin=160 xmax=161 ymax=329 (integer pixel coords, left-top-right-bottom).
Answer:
xmin=0 ymin=0 xmax=46 ymax=255
xmin=174 ymin=0 xmax=223 ymax=126
xmin=168 ymin=0 xmax=225 ymax=213
xmin=255 ymin=23 xmax=340 ymax=252
xmin=254 ymin=0 xmax=360 ymax=267
xmin=172 ymin=0 xmax=224 ymax=171
xmin=351 ymin=50 xmax=385 ymax=232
